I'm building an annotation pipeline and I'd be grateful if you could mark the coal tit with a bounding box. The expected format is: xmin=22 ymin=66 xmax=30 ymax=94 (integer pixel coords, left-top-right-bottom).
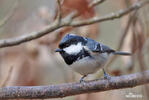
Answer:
xmin=55 ymin=34 xmax=131 ymax=82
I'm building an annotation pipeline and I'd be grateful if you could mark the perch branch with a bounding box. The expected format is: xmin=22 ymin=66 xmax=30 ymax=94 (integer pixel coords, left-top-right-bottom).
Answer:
xmin=0 ymin=70 xmax=149 ymax=99
xmin=0 ymin=0 xmax=148 ymax=48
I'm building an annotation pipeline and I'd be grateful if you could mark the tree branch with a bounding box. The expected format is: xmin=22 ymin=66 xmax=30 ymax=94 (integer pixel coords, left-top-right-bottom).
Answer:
xmin=69 ymin=0 xmax=149 ymax=27
xmin=0 ymin=70 xmax=149 ymax=99
xmin=0 ymin=0 xmax=148 ymax=48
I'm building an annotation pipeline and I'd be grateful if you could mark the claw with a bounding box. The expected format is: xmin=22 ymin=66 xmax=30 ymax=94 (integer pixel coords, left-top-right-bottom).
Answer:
xmin=80 ymin=75 xmax=87 ymax=83
xmin=103 ymin=69 xmax=111 ymax=80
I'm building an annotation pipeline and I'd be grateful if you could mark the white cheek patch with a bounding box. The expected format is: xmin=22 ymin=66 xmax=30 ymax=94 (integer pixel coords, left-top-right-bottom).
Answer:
xmin=63 ymin=42 xmax=83 ymax=55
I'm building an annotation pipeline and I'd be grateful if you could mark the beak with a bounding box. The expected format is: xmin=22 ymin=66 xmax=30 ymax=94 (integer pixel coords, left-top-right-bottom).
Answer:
xmin=55 ymin=48 xmax=63 ymax=52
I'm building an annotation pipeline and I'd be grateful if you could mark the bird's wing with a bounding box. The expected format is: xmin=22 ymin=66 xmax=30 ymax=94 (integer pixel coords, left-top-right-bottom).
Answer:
xmin=85 ymin=38 xmax=115 ymax=53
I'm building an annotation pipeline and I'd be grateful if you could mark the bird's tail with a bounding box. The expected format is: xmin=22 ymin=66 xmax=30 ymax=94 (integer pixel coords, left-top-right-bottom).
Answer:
xmin=113 ymin=51 xmax=131 ymax=56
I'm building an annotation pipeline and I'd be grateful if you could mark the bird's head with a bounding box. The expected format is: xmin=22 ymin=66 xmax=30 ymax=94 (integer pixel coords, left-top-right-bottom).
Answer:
xmin=55 ymin=34 xmax=89 ymax=65
xmin=55 ymin=34 xmax=87 ymax=54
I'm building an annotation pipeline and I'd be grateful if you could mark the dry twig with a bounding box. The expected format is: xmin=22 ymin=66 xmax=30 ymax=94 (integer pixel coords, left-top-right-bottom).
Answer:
xmin=0 ymin=0 xmax=18 ymax=27
xmin=56 ymin=0 xmax=62 ymax=24
xmin=104 ymin=11 xmax=137 ymax=70
xmin=0 ymin=66 xmax=13 ymax=87
xmin=89 ymin=0 xmax=106 ymax=8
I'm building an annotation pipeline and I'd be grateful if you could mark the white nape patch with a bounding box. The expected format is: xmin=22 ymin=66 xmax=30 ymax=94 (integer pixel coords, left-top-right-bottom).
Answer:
xmin=100 ymin=44 xmax=103 ymax=51
xmin=63 ymin=42 xmax=83 ymax=55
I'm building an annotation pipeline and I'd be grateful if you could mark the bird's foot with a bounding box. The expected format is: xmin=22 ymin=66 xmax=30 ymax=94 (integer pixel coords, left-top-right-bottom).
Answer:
xmin=104 ymin=72 xmax=111 ymax=80
xmin=103 ymin=69 xmax=111 ymax=80
xmin=80 ymin=75 xmax=87 ymax=83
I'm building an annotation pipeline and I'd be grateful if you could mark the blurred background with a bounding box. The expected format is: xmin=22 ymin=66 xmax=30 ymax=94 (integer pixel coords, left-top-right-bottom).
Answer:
xmin=0 ymin=0 xmax=149 ymax=100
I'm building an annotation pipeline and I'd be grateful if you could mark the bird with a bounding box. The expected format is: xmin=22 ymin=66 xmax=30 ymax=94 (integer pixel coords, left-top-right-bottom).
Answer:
xmin=55 ymin=34 xmax=131 ymax=82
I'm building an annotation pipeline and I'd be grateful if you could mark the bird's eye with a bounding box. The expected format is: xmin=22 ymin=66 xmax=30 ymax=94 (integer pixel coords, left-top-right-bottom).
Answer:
xmin=64 ymin=43 xmax=69 ymax=47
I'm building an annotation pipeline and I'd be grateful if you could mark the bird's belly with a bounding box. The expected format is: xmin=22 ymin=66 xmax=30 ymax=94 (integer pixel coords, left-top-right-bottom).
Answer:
xmin=69 ymin=54 xmax=107 ymax=75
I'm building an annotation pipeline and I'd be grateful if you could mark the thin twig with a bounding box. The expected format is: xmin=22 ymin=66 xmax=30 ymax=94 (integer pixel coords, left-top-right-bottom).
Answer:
xmin=89 ymin=0 xmax=105 ymax=8
xmin=0 ymin=66 xmax=13 ymax=87
xmin=0 ymin=0 xmax=148 ymax=48
xmin=56 ymin=0 xmax=62 ymax=24
xmin=0 ymin=70 xmax=149 ymax=99
xmin=104 ymin=11 xmax=137 ymax=70
xmin=0 ymin=0 xmax=18 ymax=27
xmin=117 ymin=11 xmax=137 ymax=51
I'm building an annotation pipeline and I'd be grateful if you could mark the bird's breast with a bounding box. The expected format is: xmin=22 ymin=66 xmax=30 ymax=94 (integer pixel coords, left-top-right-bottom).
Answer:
xmin=69 ymin=53 xmax=108 ymax=75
